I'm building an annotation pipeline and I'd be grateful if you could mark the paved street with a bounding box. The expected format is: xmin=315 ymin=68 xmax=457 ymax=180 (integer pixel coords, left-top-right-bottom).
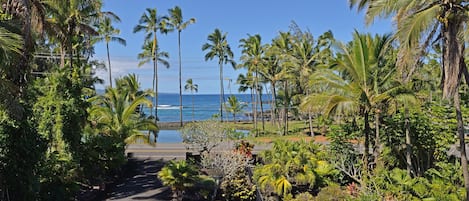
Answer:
xmin=105 ymin=158 xmax=172 ymax=201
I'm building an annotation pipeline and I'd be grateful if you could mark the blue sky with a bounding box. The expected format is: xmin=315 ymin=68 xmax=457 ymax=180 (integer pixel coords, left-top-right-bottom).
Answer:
xmin=93 ymin=0 xmax=392 ymax=94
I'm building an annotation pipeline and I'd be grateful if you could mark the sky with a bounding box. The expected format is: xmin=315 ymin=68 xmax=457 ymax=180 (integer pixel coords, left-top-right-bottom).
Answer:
xmin=93 ymin=0 xmax=393 ymax=94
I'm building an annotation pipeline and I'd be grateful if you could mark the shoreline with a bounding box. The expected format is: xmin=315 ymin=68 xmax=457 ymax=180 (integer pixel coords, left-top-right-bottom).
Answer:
xmin=157 ymin=120 xmax=252 ymax=130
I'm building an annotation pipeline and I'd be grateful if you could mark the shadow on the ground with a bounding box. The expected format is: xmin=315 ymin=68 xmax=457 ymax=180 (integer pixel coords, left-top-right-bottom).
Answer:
xmin=105 ymin=158 xmax=173 ymax=201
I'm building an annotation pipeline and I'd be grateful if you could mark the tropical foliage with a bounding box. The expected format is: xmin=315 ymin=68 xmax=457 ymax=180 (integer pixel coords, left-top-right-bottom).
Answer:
xmin=254 ymin=141 xmax=337 ymax=199
xmin=158 ymin=160 xmax=199 ymax=201
xmin=1 ymin=1 xmax=468 ymax=200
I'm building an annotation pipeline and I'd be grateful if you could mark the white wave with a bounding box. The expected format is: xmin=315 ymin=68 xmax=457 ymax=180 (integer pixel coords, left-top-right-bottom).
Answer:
xmin=156 ymin=105 xmax=180 ymax=110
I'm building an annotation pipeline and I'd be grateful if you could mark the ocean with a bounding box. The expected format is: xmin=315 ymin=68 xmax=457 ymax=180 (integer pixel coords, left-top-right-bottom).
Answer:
xmin=142 ymin=93 xmax=271 ymax=122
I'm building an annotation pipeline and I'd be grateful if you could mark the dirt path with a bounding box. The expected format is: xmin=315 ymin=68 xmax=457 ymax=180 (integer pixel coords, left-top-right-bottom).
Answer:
xmin=105 ymin=158 xmax=172 ymax=201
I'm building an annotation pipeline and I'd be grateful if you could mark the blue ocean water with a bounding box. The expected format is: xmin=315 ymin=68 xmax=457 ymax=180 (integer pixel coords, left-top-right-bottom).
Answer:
xmin=142 ymin=93 xmax=271 ymax=122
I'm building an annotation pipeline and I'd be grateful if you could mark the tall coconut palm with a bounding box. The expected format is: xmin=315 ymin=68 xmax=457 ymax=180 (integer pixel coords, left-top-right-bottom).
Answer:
xmin=184 ymin=78 xmax=198 ymax=122
xmin=202 ymin=28 xmax=236 ymax=122
xmin=301 ymin=31 xmax=397 ymax=171
xmin=133 ymin=8 xmax=169 ymax=124
xmin=137 ymin=40 xmax=170 ymax=120
xmin=137 ymin=40 xmax=170 ymax=68
xmin=290 ymin=30 xmax=334 ymax=136
xmin=262 ymin=43 xmax=285 ymax=127
xmin=96 ymin=16 xmax=126 ymax=88
xmin=239 ymin=34 xmax=265 ymax=133
xmin=167 ymin=6 xmax=195 ymax=127
xmin=45 ymin=0 xmax=103 ymax=70
xmin=350 ymin=0 xmax=469 ymax=197
xmin=272 ymin=31 xmax=294 ymax=135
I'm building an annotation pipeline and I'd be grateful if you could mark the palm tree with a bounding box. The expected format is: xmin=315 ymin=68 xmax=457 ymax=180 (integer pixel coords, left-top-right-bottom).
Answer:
xmin=45 ymin=0 xmax=103 ymax=70
xmin=133 ymin=8 xmax=169 ymax=124
xmin=225 ymin=95 xmax=247 ymax=122
xmin=273 ymin=32 xmax=294 ymax=135
xmin=0 ymin=27 xmax=22 ymax=104
xmin=202 ymin=28 xmax=236 ymax=122
xmin=137 ymin=40 xmax=170 ymax=120
xmin=158 ymin=160 xmax=198 ymax=201
xmin=262 ymin=43 xmax=284 ymax=127
xmin=301 ymin=31 xmax=396 ymax=170
xmin=116 ymin=73 xmax=153 ymax=115
xmin=137 ymin=40 xmax=170 ymax=68
xmin=167 ymin=6 xmax=195 ymax=127
xmin=89 ymin=78 xmax=158 ymax=145
xmin=290 ymin=30 xmax=334 ymax=136
xmin=237 ymin=72 xmax=256 ymax=123
xmin=239 ymin=34 xmax=265 ymax=133
xmin=350 ymin=0 xmax=469 ymax=197
xmin=96 ymin=16 xmax=126 ymax=88
xmin=184 ymin=78 xmax=198 ymax=122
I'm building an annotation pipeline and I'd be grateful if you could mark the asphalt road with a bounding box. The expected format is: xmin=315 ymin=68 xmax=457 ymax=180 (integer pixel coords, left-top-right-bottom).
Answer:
xmin=105 ymin=158 xmax=173 ymax=201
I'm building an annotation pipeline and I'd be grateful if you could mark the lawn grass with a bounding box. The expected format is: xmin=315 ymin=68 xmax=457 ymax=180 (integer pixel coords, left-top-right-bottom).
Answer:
xmin=224 ymin=120 xmax=318 ymax=144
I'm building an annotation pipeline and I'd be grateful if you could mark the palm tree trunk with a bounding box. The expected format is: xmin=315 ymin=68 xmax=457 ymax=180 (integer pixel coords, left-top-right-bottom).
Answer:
xmin=250 ymin=88 xmax=254 ymax=123
xmin=306 ymin=90 xmax=314 ymax=137
xmin=18 ymin=0 xmax=32 ymax=93
xmin=107 ymin=42 xmax=112 ymax=88
xmin=191 ymin=92 xmax=195 ymax=122
xmin=271 ymin=82 xmax=276 ymax=126
xmin=148 ymin=57 xmax=154 ymax=122
xmin=308 ymin=111 xmax=314 ymax=137
xmin=259 ymin=86 xmax=265 ymax=132
xmin=364 ymin=110 xmax=370 ymax=172
xmin=374 ymin=110 xmax=381 ymax=167
xmin=283 ymin=81 xmax=289 ymax=136
xmin=154 ymin=36 xmax=159 ymax=125
xmin=60 ymin=45 xmax=66 ymax=69
xmin=69 ymin=33 xmax=74 ymax=72
xmin=254 ymin=69 xmax=258 ymax=136
xmin=405 ymin=106 xmax=413 ymax=177
xmin=155 ymin=55 xmax=159 ymax=124
xmin=443 ymin=16 xmax=469 ymax=200
xmin=455 ymin=92 xmax=469 ymax=201
xmin=178 ymin=31 xmax=183 ymax=127
xmin=219 ymin=60 xmax=224 ymax=122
